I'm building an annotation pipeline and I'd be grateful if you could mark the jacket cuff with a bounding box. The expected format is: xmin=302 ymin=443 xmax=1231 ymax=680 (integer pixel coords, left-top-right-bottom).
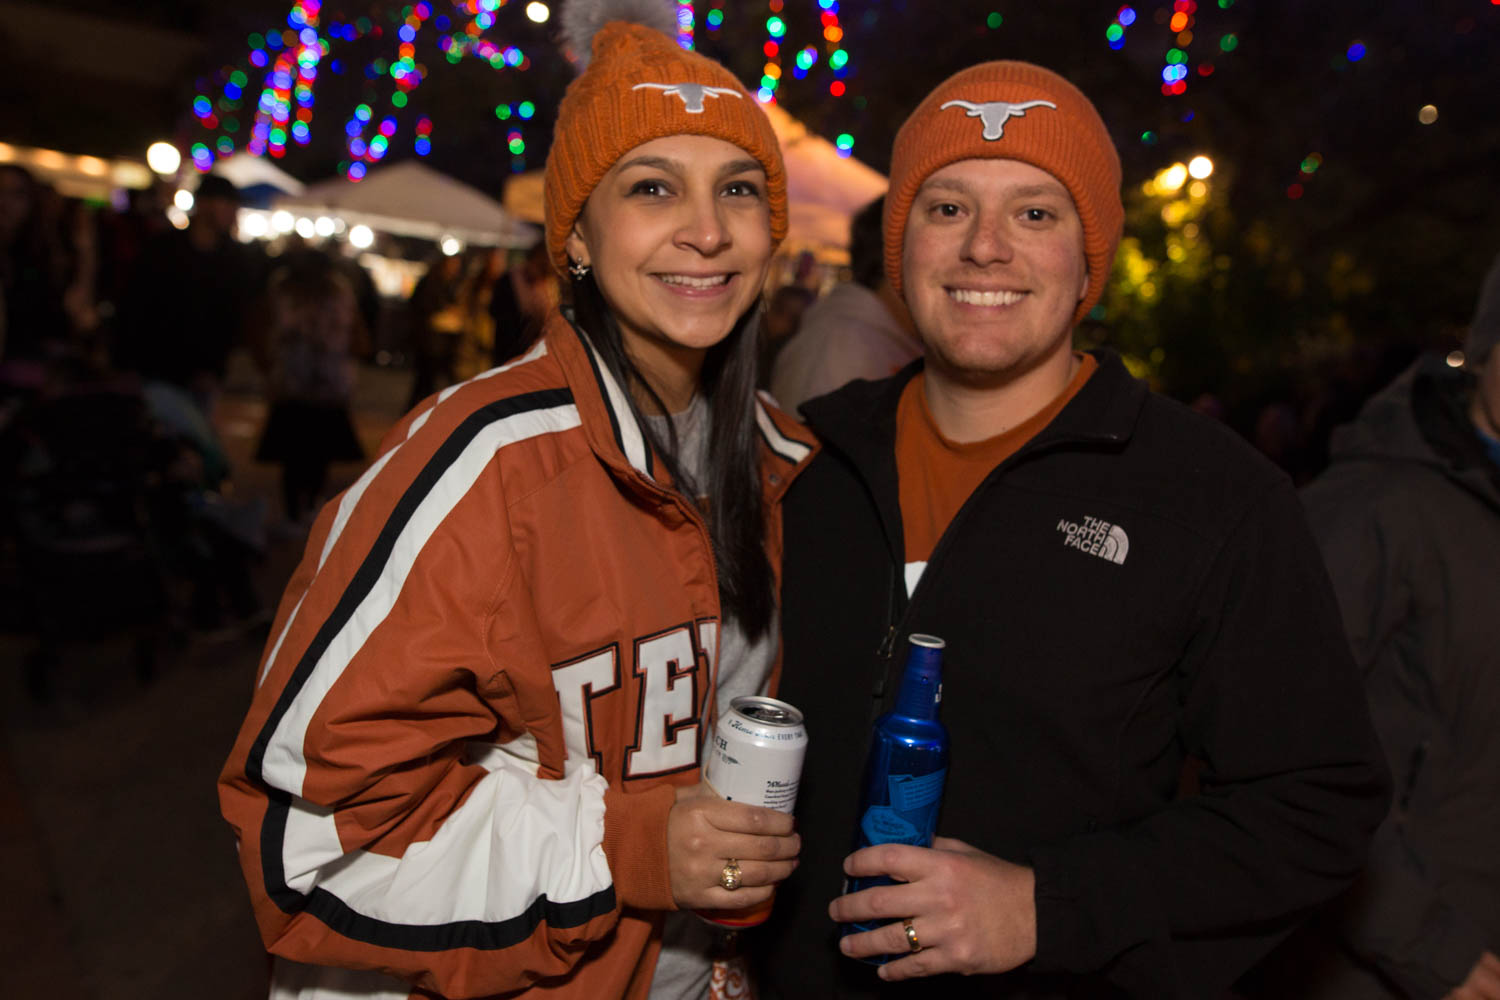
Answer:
xmin=602 ymin=783 xmax=678 ymax=912
xmin=1029 ymin=845 xmax=1085 ymax=972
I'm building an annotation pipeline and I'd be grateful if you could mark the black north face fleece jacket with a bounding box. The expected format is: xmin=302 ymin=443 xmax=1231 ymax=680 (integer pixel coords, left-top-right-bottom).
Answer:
xmin=755 ymin=351 xmax=1390 ymax=999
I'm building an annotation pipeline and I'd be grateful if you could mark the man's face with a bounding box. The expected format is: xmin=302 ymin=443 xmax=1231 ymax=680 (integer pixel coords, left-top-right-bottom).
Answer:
xmin=901 ymin=158 xmax=1088 ymax=385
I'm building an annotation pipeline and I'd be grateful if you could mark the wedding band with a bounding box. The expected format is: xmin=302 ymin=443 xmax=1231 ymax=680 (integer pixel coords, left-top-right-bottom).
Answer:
xmin=720 ymin=859 xmax=743 ymax=891
xmin=902 ymin=917 xmax=922 ymax=953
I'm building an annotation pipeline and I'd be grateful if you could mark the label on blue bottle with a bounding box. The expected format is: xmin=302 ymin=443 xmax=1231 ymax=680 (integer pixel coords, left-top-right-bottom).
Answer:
xmin=858 ymin=767 xmax=947 ymax=848
xmin=888 ymin=770 xmax=945 ymax=811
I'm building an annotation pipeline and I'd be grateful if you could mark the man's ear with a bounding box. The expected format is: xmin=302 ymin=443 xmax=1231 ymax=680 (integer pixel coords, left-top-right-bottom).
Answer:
xmin=1077 ymin=266 xmax=1090 ymax=304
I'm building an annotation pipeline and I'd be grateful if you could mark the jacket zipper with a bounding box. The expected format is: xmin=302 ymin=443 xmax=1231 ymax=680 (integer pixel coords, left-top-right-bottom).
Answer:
xmin=871 ymin=432 xmax=1101 ymax=709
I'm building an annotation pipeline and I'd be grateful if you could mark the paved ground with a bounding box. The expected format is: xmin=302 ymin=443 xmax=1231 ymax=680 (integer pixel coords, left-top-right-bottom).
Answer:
xmin=1 ymin=360 xmax=413 ymax=1000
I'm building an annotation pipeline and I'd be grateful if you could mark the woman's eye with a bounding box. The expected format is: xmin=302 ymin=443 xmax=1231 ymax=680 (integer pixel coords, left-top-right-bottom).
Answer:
xmin=723 ymin=180 xmax=762 ymax=198
xmin=629 ymin=180 xmax=670 ymax=197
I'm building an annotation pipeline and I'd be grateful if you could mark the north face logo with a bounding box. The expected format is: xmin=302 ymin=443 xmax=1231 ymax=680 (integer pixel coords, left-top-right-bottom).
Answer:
xmin=1056 ymin=515 xmax=1129 ymax=565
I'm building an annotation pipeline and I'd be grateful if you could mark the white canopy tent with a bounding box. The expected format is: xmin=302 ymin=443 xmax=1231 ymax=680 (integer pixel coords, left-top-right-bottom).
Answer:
xmin=763 ymin=103 xmax=887 ymax=253
xmin=502 ymin=103 xmax=886 ymax=256
xmin=208 ymin=152 xmax=306 ymax=196
xmin=275 ymin=160 xmax=537 ymax=248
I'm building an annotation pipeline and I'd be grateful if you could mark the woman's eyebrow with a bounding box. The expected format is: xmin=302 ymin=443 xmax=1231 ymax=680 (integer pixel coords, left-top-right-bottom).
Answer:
xmin=718 ymin=158 xmax=765 ymax=179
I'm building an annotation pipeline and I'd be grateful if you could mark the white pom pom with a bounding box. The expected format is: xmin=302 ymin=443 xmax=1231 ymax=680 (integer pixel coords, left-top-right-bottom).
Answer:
xmin=561 ymin=0 xmax=679 ymax=68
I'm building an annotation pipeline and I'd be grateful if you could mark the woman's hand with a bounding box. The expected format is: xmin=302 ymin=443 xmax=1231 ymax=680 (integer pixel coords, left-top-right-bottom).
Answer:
xmin=666 ymin=782 xmax=800 ymax=910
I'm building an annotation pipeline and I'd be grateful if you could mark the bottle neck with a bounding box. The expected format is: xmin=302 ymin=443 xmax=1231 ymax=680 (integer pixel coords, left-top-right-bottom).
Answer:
xmin=893 ymin=668 xmax=940 ymax=720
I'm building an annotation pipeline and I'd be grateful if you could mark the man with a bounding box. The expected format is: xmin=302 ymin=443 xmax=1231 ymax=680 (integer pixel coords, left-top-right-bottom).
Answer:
xmin=1257 ymin=255 xmax=1500 ymax=1000
xmin=770 ymin=196 xmax=920 ymax=415
xmin=114 ymin=174 xmax=264 ymax=412
xmin=756 ymin=61 xmax=1390 ymax=998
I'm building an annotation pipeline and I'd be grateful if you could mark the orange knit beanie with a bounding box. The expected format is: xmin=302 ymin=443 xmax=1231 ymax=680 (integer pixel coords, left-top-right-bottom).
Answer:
xmin=544 ymin=11 xmax=787 ymax=276
xmin=884 ymin=61 xmax=1123 ymax=324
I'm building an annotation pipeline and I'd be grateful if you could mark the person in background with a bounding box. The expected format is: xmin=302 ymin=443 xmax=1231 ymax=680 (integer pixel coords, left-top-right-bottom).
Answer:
xmin=758 ymin=60 xmax=1389 ymax=999
xmin=1254 ymin=252 xmax=1500 ymax=1000
xmin=113 ymin=174 xmax=262 ymax=414
xmin=403 ymin=249 xmax=464 ymax=407
xmin=757 ymin=282 xmax=815 ymax=389
xmin=769 ymin=196 xmax=920 ymax=415
xmin=450 ymin=247 xmax=505 ymax=382
xmin=218 ymin=3 xmax=813 ymax=998
xmin=253 ymin=258 xmax=366 ymax=529
xmin=0 ymin=164 xmax=71 ymax=367
xmin=488 ymin=240 xmax=559 ymax=366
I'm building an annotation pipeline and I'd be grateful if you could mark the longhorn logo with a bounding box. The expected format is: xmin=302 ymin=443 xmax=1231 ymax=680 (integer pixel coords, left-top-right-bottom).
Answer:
xmin=632 ymin=82 xmax=744 ymax=114
xmin=939 ymin=99 xmax=1058 ymax=140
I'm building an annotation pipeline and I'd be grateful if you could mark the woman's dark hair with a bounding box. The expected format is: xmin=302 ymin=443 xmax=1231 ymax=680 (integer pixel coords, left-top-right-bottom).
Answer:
xmin=571 ymin=273 xmax=774 ymax=640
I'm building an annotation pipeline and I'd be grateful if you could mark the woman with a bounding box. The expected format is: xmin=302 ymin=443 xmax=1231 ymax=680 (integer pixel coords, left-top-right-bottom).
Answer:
xmin=218 ymin=4 xmax=815 ymax=999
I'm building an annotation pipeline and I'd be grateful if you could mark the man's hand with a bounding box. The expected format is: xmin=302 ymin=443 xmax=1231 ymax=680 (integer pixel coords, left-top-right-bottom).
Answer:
xmin=666 ymin=782 xmax=800 ymax=910
xmin=828 ymin=836 xmax=1036 ymax=981
xmin=1444 ymin=952 xmax=1500 ymax=1000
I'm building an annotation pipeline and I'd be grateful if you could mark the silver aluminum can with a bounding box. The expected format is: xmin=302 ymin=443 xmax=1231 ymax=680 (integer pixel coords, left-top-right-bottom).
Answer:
xmin=704 ymin=695 xmax=807 ymax=813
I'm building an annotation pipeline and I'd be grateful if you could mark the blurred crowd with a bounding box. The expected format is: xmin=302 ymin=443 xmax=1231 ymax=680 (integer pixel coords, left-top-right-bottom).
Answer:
xmin=0 ymin=164 xmax=556 ymax=698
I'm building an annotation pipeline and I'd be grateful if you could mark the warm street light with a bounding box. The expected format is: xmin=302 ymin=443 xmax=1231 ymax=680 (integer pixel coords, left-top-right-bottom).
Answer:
xmin=1188 ymin=155 xmax=1214 ymax=179
xmin=348 ymin=224 xmax=375 ymax=249
xmin=174 ymin=189 xmax=195 ymax=211
xmin=526 ymin=2 xmax=550 ymax=23
xmin=1157 ymin=162 xmax=1188 ymax=193
xmin=240 ymin=212 xmax=269 ymax=239
xmin=146 ymin=141 xmax=181 ymax=175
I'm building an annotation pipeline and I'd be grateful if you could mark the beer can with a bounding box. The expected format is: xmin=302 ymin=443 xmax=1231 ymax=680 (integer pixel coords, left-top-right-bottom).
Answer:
xmin=704 ymin=695 xmax=807 ymax=812
xmin=698 ymin=696 xmax=807 ymax=929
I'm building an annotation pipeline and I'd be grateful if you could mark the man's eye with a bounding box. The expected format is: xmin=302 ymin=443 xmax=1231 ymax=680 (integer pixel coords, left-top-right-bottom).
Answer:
xmin=932 ymin=202 xmax=961 ymax=218
xmin=1023 ymin=208 xmax=1054 ymax=222
xmin=630 ymin=180 xmax=669 ymax=197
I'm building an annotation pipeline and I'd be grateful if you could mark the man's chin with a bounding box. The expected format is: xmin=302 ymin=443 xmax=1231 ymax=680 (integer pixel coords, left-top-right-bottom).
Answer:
xmin=926 ymin=349 xmax=1047 ymax=390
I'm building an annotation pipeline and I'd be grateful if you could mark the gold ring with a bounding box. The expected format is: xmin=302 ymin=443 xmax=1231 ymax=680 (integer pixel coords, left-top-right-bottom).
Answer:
xmin=902 ymin=917 xmax=922 ymax=953
xmin=720 ymin=859 xmax=742 ymax=891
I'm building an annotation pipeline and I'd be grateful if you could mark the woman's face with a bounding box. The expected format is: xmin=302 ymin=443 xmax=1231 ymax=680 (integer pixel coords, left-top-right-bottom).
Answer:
xmin=566 ymin=134 xmax=773 ymax=382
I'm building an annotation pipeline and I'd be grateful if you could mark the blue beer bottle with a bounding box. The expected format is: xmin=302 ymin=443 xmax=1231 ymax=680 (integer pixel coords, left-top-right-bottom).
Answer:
xmin=841 ymin=634 xmax=948 ymax=957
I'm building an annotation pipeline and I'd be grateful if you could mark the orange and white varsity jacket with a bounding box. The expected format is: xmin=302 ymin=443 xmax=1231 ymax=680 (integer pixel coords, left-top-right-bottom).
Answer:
xmin=218 ymin=310 xmax=816 ymax=999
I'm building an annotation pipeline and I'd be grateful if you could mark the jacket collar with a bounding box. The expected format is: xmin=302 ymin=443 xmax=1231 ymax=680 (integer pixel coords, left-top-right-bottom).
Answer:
xmin=756 ymin=390 xmax=818 ymax=503
xmin=545 ymin=308 xmax=818 ymax=497
xmin=803 ymin=347 xmax=1148 ymax=469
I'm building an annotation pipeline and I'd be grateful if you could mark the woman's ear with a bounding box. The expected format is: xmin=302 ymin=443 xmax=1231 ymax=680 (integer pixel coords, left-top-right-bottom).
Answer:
xmin=564 ymin=226 xmax=591 ymax=270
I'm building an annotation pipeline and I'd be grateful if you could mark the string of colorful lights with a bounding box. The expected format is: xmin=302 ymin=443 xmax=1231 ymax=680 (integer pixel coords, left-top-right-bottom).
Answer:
xmin=745 ymin=0 xmax=856 ymax=156
xmin=190 ymin=0 xmax=542 ymax=181
xmin=191 ymin=1 xmax=874 ymax=181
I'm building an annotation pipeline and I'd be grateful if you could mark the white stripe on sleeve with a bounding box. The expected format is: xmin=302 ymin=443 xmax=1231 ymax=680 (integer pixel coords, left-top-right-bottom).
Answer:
xmin=260 ymin=402 xmax=582 ymax=798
